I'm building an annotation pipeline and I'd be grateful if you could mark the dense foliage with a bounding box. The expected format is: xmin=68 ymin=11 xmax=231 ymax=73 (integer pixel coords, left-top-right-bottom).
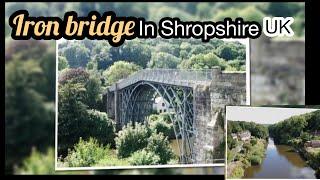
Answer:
xmin=102 ymin=61 xmax=142 ymax=85
xmin=58 ymin=38 xmax=246 ymax=76
xmin=227 ymin=120 xmax=268 ymax=179
xmin=269 ymin=110 xmax=320 ymax=144
xmin=5 ymin=41 xmax=55 ymax=173
xmin=128 ymin=149 xmax=161 ymax=165
xmin=115 ymin=123 xmax=152 ymax=158
xmin=228 ymin=121 xmax=269 ymax=140
xmin=147 ymin=113 xmax=175 ymax=139
xmin=268 ymin=110 xmax=320 ymax=177
xmin=63 ymin=138 xmax=107 ymax=167
xmin=228 ymin=138 xmax=267 ymax=179
xmin=58 ymin=75 xmax=115 ymax=155
xmin=15 ymin=148 xmax=56 ymax=175
xmin=115 ymin=123 xmax=176 ymax=165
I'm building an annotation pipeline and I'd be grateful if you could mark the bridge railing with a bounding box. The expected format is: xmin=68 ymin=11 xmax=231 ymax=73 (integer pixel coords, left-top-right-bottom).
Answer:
xmin=108 ymin=68 xmax=222 ymax=91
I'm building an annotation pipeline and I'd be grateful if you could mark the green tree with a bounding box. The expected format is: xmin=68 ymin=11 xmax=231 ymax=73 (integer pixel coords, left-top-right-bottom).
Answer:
xmin=109 ymin=40 xmax=151 ymax=68
xmin=266 ymin=2 xmax=301 ymax=17
xmin=58 ymin=82 xmax=88 ymax=155
xmin=63 ymin=42 xmax=90 ymax=68
xmin=179 ymin=52 xmax=227 ymax=70
xmin=86 ymin=110 xmax=116 ymax=147
xmin=58 ymin=56 xmax=69 ymax=71
xmin=215 ymin=43 xmax=245 ymax=61
xmin=15 ymin=148 xmax=56 ymax=174
xmin=103 ymin=61 xmax=141 ymax=85
xmin=147 ymin=52 xmax=180 ymax=69
xmin=128 ymin=149 xmax=161 ymax=165
xmin=84 ymin=76 xmax=102 ymax=109
xmin=92 ymin=44 xmax=113 ymax=70
xmin=146 ymin=133 xmax=175 ymax=164
xmin=148 ymin=116 xmax=175 ymax=139
xmin=5 ymin=59 xmax=54 ymax=173
xmin=58 ymin=68 xmax=89 ymax=85
xmin=63 ymin=138 xmax=108 ymax=167
xmin=238 ymin=6 xmax=265 ymax=23
xmin=115 ymin=123 xmax=152 ymax=158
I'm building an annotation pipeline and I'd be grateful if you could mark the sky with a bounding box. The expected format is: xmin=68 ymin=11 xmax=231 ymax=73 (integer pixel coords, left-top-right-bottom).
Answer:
xmin=226 ymin=106 xmax=319 ymax=124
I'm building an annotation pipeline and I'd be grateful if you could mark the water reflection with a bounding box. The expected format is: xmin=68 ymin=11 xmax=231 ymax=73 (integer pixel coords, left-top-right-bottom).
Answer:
xmin=244 ymin=138 xmax=316 ymax=179
xmin=169 ymin=139 xmax=224 ymax=175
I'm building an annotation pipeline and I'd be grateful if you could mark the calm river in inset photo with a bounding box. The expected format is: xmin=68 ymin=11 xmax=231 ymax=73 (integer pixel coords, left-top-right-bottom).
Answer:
xmin=244 ymin=138 xmax=316 ymax=179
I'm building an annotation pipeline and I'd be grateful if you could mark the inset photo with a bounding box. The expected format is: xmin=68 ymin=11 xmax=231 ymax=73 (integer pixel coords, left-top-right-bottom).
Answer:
xmin=226 ymin=106 xmax=320 ymax=179
xmin=55 ymin=38 xmax=249 ymax=170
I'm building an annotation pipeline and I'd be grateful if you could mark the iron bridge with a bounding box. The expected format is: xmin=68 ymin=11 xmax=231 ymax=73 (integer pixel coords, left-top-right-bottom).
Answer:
xmin=105 ymin=68 xmax=220 ymax=163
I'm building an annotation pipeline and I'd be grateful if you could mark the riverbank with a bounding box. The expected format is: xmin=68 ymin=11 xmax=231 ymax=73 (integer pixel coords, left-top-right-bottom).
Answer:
xmin=243 ymin=139 xmax=316 ymax=179
xmin=294 ymin=145 xmax=320 ymax=178
xmin=227 ymin=138 xmax=267 ymax=178
xmin=271 ymin=136 xmax=320 ymax=178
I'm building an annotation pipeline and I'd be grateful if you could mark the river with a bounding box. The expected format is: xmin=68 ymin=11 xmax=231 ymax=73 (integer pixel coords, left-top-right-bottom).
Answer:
xmin=244 ymin=138 xmax=316 ymax=179
xmin=169 ymin=139 xmax=224 ymax=175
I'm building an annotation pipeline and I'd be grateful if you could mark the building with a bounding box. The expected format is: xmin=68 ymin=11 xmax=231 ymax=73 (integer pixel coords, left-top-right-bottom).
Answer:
xmin=312 ymin=130 xmax=320 ymax=136
xmin=231 ymin=133 xmax=238 ymax=140
xmin=305 ymin=140 xmax=320 ymax=148
xmin=238 ymin=131 xmax=251 ymax=141
xmin=152 ymin=97 xmax=173 ymax=113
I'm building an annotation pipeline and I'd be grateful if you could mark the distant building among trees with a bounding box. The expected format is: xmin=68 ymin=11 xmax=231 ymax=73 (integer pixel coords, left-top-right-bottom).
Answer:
xmin=231 ymin=131 xmax=251 ymax=141
xmin=152 ymin=97 xmax=173 ymax=114
xmin=238 ymin=131 xmax=251 ymax=141
xmin=305 ymin=140 xmax=320 ymax=148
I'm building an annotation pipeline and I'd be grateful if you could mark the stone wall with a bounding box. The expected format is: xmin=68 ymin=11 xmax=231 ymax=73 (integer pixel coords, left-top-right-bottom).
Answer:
xmin=192 ymin=68 xmax=246 ymax=163
xmin=250 ymin=36 xmax=305 ymax=105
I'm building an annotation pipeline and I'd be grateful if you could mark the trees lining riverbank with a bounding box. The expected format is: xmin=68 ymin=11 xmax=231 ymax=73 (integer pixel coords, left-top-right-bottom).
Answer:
xmin=227 ymin=121 xmax=268 ymax=178
xmin=269 ymin=110 xmax=320 ymax=178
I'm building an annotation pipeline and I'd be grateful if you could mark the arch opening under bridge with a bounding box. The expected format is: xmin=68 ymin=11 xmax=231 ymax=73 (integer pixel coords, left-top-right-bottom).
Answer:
xmin=104 ymin=68 xmax=246 ymax=164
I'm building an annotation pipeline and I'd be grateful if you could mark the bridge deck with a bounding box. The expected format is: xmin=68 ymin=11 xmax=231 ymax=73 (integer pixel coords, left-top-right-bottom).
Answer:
xmin=108 ymin=68 xmax=242 ymax=91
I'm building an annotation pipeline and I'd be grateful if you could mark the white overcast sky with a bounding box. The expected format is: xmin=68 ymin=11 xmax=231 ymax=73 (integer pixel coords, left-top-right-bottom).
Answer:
xmin=226 ymin=106 xmax=319 ymax=124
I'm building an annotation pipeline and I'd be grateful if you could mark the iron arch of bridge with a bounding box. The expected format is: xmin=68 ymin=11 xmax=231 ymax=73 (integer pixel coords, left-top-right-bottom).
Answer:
xmin=117 ymin=81 xmax=196 ymax=163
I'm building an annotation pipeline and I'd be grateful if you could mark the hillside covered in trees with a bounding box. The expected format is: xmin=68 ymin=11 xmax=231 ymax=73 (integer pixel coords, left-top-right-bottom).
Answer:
xmin=58 ymin=38 xmax=246 ymax=85
xmin=269 ymin=110 xmax=320 ymax=178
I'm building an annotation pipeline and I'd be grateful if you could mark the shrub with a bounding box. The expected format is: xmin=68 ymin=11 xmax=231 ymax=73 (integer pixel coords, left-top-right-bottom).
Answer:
xmin=146 ymin=133 xmax=175 ymax=164
xmin=250 ymin=139 xmax=257 ymax=145
xmin=248 ymin=155 xmax=262 ymax=165
xmin=58 ymin=68 xmax=89 ymax=85
xmin=242 ymin=158 xmax=251 ymax=168
xmin=115 ymin=123 xmax=151 ymax=158
xmin=148 ymin=115 xmax=175 ymax=139
xmin=243 ymin=143 xmax=253 ymax=154
xmin=128 ymin=149 xmax=161 ymax=165
xmin=86 ymin=110 xmax=115 ymax=147
xmin=95 ymin=153 xmax=129 ymax=167
xmin=230 ymin=165 xmax=244 ymax=179
xmin=14 ymin=148 xmax=56 ymax=174
xmin=58 ymin=56 xmax=69 ymax=71
xmin=64 ymin=138 xmax=108 ymax=167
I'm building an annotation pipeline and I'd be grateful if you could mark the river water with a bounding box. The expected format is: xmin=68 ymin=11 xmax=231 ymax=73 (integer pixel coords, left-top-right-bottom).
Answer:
xmin=169 ymin=139 xmax=224 ymax=175
xmin=244 ymin=138 xmax=316 ymax=179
